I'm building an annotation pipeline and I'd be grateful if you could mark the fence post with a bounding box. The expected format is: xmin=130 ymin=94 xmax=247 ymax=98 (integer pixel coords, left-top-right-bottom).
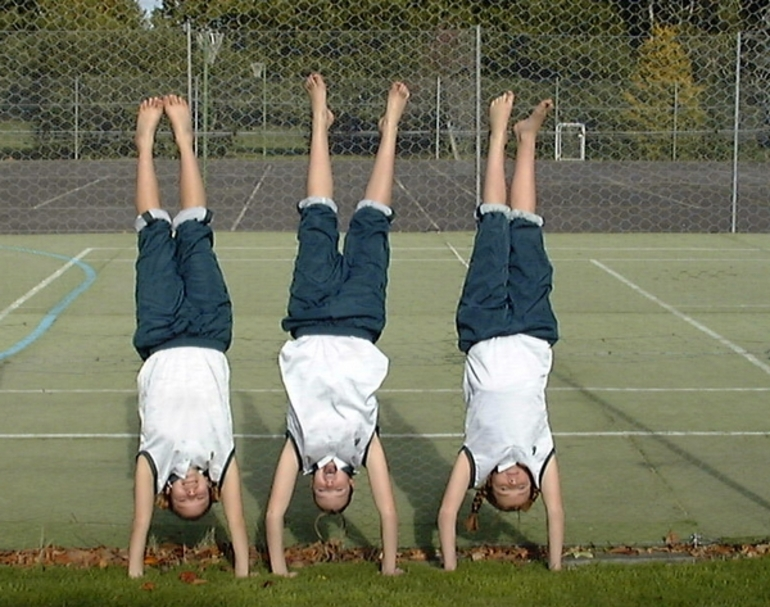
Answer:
xmin=475 ymin=25 xmax=482 ymax=207
xmin=435 ymin=75 xmax=441 ymax=160
xmin=672 ymin=81 xmax=678 ymax=161
xmin=730 ymin=31 xmax=742 ymax=234
xmin=554 ymin=76 xmax=560 ymax=157
xmin=73 ymin=75 xmax=79 ymax=160
xmin=185 ymin=21 xmax=194 ymax=156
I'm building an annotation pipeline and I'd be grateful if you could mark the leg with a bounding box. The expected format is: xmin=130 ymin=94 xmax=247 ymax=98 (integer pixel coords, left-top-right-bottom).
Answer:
xmin=305 ymin=73 xmax=334 ymax=201
xmin=164 ymin=94 xmax=206 ymax=211
xmin=334 ymin=206 xmax=391 ymax=342
xmin=484 ymin=91 xmax=514 ymax=206
xmin=134 ymin=97 xmax=164 ymax=216
xmin=174 ymin=218 xmax=233 ymax=352
xmin=456 ymin=211 xmax=512 ymax=353
xmin=507 ymin=100 xmax=558 ymax=345
xmin=508 ymin=99 xmax=553 ymax=214
xmin=132 ymin=98 xmax=186 ymax=359
xmin=282 ymin=74 xmax=343 ymax=336
xmin=455 ymin=94 xmax=517 ymax=353
xmin=362 ymin=81 xmax=410 ymax=207
xmin=331 ymin=83 xmax=410 ymax=341
xmin=164 ymin=95 xmax=231 ymax=351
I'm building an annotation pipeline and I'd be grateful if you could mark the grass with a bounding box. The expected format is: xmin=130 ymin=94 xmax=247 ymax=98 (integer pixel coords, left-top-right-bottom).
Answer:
xmin=232 ymin=129 xmax=306 ymax=156
xmin=0 ymin=120 xmax=34 ymax=150
xmin=2 ymin=558 xmax=770 ymax=607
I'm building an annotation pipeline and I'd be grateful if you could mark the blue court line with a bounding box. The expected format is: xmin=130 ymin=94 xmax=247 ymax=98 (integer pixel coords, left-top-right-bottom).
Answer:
xmin=0 ymin=246 xmax=97 ymax=361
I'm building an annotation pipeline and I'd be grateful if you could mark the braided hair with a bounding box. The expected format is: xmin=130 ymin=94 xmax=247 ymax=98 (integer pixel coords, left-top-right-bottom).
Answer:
xmin=464 ymin=468 xmax=541 ymax=532
xmin=464 ymin=477 xmax=493 ymax=532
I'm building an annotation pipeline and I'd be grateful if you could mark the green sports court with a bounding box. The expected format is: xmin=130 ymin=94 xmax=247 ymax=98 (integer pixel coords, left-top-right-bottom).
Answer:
xmin=2 ymin=213 xmax=769 ymax=554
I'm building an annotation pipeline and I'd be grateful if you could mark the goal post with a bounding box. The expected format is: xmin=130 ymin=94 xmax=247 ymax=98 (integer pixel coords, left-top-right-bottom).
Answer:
xmin=555 ymin=122 xmax=586 ymax=161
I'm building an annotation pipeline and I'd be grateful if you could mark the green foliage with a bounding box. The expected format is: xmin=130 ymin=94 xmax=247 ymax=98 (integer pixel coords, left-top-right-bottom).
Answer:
xmin=623 ymin=25 xmax=707 ymax=160
xmin=0 ymin=1 xmax=760 ymax=160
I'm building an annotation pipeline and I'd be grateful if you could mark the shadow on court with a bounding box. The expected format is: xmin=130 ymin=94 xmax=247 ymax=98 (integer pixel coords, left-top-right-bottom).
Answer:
xmin=380 ymin=398 xmax=537 ymax=554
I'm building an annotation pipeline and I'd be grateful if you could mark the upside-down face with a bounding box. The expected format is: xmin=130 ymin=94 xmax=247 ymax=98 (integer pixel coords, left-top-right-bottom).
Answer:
xmin=311 ymin=461 xmax=353 ymax=513
xmin=166 ymin=468 xmax=212 ymax=520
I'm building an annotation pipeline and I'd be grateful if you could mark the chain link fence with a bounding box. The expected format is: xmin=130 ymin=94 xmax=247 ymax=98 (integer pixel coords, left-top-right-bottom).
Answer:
xmin=0 ymin=23 xmax=768 ymax=233
xmin=1 ymin=3 xmax=770 ymax=554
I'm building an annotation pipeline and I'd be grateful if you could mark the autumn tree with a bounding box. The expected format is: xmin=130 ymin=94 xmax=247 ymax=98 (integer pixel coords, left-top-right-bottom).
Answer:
xmin=623 ymin=24 xmax=707 ymax=160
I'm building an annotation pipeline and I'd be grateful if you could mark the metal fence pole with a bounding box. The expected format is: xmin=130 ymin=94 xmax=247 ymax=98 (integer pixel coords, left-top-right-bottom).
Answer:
xmin=730 ymin=31 xmax=742 ymax=234
xmin=434 ymin=75 xmax=441 ymax=160
xmin=672 ymin=81 xmax=679 ymax=161
xmin=202 ymin=42 xmax=209 ymax=181
xmin=554 ymin=75 xmax=560 ymax=157
xmin=262 ymin=65 xmax=267 ymax=157
xmin=475 ymin=25 xmax=482 ymax=207
xmin=185 ymin=21 xmax=195 ymax=156
xmin=73 ymin=75 xmax=79 ymax=160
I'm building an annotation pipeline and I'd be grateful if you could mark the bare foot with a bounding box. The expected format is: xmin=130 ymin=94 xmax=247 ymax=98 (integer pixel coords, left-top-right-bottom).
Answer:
xmin=163 ymin=94 xmax=194 ymax=150
xmin=378 ymin=81 xmax=410 ymax=133
xmin=135 ymin=97 xmax=164 ymax=155
xmin=489 ymin=91 xmax=514 ymax=140
xmin=305 ymin=72 xmax=334 ymax=129
xmin=514 ymin=99 xmax=553 ymax=143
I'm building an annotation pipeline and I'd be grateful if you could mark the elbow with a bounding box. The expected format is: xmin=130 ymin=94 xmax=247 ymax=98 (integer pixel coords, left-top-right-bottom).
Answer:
xmin=437 ymin=506 xmax=457 ymax=527
xmin=550 ymin=504 xmax=565 ymax=524
xmin=379 ymin=505 xmax=398 ymax=525
xmin=265 ymin=509 xmax=284 ymax=526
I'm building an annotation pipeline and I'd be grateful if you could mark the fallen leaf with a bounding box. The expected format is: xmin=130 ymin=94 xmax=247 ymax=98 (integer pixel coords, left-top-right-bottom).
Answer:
xmin=179 ymin=571 xmax=201 ymax=584
xmin=664 ymin=530 xmax=680 ymax=546
xmin=140 ymin=582 xmax=155 ymax=591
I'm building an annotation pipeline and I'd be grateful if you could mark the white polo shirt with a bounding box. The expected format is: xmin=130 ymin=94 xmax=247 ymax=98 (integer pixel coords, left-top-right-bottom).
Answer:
xmin=137 ymin=347 xmax=234 ymax=493
xmin=462 ymin=333 xmax=555 ymax=489
xmin=279 ymin=335 xmax=388 ymax=475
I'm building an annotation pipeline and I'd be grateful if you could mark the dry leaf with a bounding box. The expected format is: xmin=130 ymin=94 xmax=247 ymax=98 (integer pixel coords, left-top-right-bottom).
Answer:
xmin=664 ymin=530 xmax=680 ymax=546
xmin=179 ymin=571 xmax=201 ymax=584
xmin=140 ymin=582 xmax=155 ymax=591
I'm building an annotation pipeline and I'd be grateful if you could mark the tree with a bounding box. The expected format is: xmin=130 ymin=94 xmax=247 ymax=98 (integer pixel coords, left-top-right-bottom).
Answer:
xmin=623 ymin=24 xmax=707 ymax=160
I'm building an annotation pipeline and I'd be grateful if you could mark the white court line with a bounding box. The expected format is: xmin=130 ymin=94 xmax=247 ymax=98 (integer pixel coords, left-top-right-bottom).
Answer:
xmin=230 ymin=165 xmax=272 ymax=231
xmin=1 ymin=430 xmax=768 ymax=440
xmin=87 ymin=245 xmax=766 ymax=252
xmin=2 ymin=386 xmax=768 ymax=395
xmin=33 ymin=177 xmax=109 ymax=210
xmin=585 ymin=258 xmax=770 ymax=263
xmin=0 ymin=248 xmax=93 ymax=323
xmin=83 ymin=256 xmax=770 ymax=265
xmin=391 ymin=176 xmax=468 ymax=265
xmin=592 ymin=259 xmax=770 ymax=375
xmin=395 ymin=176 xmax=442 ymax=232
xmin=426 ymin=163 xmax=476 ymax=198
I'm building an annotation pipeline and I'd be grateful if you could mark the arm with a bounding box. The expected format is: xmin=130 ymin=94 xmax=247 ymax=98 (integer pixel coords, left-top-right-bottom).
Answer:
xmin=128 ymin=455 xmax=155 ymax=578
xmin=265 ymin=439 xmax=300 ymax=577
xmin=437 ymin=453 xmax=471 ymax=571
xmin=365 ymin=434 xmax=402 ymax=575
xmin=540 ymin=456 xmax=564 ymax=571
xmin=219 ymin=457 xmax=250 ymax=577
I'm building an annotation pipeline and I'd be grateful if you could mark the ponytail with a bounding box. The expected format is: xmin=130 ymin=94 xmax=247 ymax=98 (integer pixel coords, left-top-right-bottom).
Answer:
xmin=464 ymin=478 xmax=493 ymax=532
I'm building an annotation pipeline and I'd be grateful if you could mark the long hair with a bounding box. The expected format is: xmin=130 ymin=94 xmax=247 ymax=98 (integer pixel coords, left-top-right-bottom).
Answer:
xmin=464 ymin=471 xmax=540 ymax=532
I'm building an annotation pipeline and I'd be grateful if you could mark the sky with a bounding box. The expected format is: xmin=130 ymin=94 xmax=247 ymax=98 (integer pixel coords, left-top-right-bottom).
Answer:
xmin=137 ymin=0 xmax=161 ymax=14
